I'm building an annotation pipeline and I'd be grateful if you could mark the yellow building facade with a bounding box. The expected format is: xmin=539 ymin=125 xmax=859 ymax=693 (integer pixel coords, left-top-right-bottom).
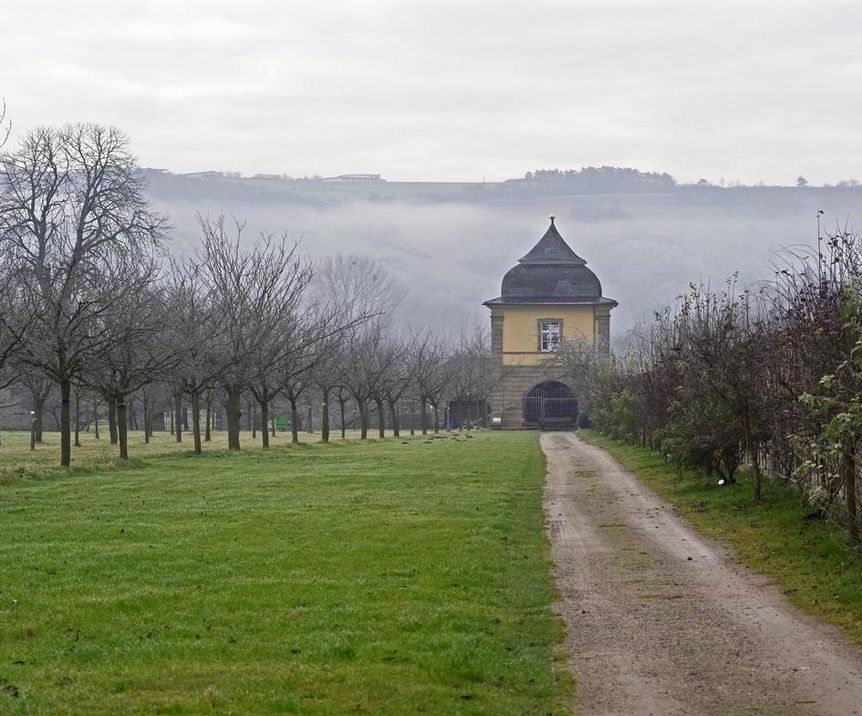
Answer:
xmin=484 ymin=218 xmax=616 ymax=428
xmin=500 ymin=305 xmax=600 ymax=365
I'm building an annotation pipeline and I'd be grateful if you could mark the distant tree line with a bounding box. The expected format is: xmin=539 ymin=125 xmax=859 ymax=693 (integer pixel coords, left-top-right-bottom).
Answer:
xmin=0 ymin=122 xmax=494 ymax=467
xmin=503 ymin=167 xmax=677 ymax=194
xmin=563 ymin=229 xmax=862 ymax=546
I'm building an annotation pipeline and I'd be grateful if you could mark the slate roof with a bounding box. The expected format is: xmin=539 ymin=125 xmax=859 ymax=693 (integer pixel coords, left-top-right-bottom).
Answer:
xmin=484 ymin=217 xmax=618 ymax=307
xmin=518 ymin=217 xmax=587 ymax=265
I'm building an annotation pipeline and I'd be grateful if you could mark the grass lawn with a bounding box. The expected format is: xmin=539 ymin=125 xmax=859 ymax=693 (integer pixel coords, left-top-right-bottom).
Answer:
xmin=0 ymin=431 xmax=570 ymax=715
xmin=0 ymin=429 xmax=362 ymax=480
xmin=579 ymin=429 xmax=862 ymax=645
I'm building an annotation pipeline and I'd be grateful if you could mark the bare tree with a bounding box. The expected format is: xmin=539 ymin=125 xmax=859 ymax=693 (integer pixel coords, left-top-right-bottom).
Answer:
xmin=0 ymin=265 xmax=32 ymax=393
xmin=312 ymin=255 xmax=404 ymax=440
xmin=18 ymin=368 xmax=53 ymax=444
xmin=313 ymin=255 xmax=404 ymax=324
xmin=341 ymin=320 xmax=401 ymax=439
xmin=81 ymin=260 xmax=182 ymax=460
xmin=381 ymin=333 xmax=419 ymax=437
xmin=0 ymin=124 xmax=167 ymax=466
xmin=199 ymin=215 xmax=312 ymax=451
xmin=252 ymin=303 xmax=346 ymax=448
xmin=0 ymin=99 xmax=10 ymax=149
xmin=279 ymin=344 xmax=313 ymax=444
xmin=370 ymin=335 xmax=402 ymax=438
xmin=164 ymin=256 xmax=226 ymax=454
xmin=309 ymin=331 xmax=346 ymax=443
xmin=410 ymin=333 xmax=453 ymax=434
xmin=448 ymin=328 xmax=495 ymax=427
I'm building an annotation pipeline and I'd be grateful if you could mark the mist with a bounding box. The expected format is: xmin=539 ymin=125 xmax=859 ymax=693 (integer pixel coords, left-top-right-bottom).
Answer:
xmin=144 ymin=171 xmax=861 ymax=344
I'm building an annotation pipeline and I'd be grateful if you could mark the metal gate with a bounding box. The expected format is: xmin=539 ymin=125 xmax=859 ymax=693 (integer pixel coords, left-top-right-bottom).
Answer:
xmin=523 ymin=381 xmax=578 ymax=427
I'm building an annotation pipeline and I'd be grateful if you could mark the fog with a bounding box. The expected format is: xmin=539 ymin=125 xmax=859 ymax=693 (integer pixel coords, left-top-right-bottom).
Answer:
xmin=145 ymin=172 xmax=862 ymax=346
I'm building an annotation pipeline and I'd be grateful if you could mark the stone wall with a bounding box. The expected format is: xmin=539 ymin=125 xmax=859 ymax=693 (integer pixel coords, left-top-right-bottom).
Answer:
xmin=489 ymin=363 xmax=575 ymax=429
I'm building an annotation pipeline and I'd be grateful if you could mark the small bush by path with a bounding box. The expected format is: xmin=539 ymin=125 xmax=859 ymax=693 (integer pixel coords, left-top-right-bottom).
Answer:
xmin=580 ymin=429 xmax=862 ymax=645
xmin=0 ymin=431 xmax=570 ymax=715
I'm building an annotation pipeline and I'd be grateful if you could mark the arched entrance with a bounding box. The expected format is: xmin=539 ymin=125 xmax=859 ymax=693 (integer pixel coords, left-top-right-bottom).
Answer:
xmin=522 ymin=381 xmax=578 ymax=428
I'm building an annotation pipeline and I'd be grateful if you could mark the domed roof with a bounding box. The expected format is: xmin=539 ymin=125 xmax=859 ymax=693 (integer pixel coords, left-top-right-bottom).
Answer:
xmin=484 ymin=217 xmax=617 ymax=307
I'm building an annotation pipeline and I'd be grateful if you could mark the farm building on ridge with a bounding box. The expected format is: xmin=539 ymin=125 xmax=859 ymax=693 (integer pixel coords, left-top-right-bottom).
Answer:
xmin=484 ymin=217 xmax=617 ymax=428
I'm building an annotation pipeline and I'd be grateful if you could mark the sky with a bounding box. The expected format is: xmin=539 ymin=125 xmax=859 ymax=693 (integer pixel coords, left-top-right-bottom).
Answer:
xmin=3 ymin=1 xmax=861 ymax=183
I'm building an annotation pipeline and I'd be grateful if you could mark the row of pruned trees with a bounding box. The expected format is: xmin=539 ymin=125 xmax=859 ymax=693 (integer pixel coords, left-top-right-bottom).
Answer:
xmin=0 ymin=122 xmax=494 ymax=467
xmin=573 ymin=228 xmax=862 ymax=546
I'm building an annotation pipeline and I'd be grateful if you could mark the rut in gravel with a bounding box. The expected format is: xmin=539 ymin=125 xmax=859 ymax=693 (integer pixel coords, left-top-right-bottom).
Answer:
xmin=542 ymin=431 xmax=862 ymax=716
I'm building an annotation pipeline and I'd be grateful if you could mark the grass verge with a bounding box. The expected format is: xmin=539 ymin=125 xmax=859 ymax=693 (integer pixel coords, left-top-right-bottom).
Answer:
xmin=579 ymin=429 xmax=862 ymax=645
xmin=0 ymin=430 xmax=368 ymax=483
xmin=0 ymin=431 xmax=570 ymax=715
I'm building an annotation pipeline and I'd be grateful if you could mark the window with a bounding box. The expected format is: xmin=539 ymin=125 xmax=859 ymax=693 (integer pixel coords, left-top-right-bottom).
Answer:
xmin=540 ymin=320 xmax=561 ymax=352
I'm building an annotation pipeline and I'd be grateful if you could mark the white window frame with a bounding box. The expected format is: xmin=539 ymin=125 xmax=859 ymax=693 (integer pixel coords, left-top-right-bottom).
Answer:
xmin=539 ymin=320 xmax=561 ymax=353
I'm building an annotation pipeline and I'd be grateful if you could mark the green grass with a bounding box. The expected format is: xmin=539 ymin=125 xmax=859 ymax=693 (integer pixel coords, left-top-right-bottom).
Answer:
xmin=579 ymin=429 xmax=862 ymax=645
xmin=0 ymin=429 xmax=365 ymax=481
xmin=0 ymin=431 xmax=570 ymax=715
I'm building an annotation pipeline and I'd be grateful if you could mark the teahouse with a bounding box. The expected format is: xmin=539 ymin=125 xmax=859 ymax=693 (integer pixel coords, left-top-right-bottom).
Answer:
xmin=483 ymin=217 xmax=617 ymax=428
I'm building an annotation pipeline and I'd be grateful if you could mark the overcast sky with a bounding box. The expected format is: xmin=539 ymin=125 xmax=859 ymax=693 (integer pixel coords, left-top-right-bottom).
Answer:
xmin=3 ymin=1 xmax=860 ymax=183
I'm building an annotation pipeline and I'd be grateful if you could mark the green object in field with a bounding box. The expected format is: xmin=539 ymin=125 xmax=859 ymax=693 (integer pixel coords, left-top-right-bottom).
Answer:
xmin=273 ymin=414 xmax=289 ymax=431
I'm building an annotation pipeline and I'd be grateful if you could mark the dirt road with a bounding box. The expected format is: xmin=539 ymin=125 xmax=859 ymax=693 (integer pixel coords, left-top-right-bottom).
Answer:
xmin=542 ymin=431 xmax=862 ymax=715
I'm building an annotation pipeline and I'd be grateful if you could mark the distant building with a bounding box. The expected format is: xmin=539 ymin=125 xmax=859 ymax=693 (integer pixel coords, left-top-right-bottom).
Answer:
xmin=180 ymin=170 xmax=226 ymax=180
xmin=321 ymin=174 xmax=385 ymax=183
xmin=484 ymin=217 xmax=617 ymax=429
xmin=0 ymin=384 xmax=31 ymax=430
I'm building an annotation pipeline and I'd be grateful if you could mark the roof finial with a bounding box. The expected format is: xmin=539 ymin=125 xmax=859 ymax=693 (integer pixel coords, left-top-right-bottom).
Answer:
xmin=550 ymin=214 xmax=555 ymax=225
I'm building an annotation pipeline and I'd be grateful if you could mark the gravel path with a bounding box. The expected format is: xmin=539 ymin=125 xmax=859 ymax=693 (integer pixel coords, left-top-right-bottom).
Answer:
xmin=542 ymin=431 xmax=862 ymax=715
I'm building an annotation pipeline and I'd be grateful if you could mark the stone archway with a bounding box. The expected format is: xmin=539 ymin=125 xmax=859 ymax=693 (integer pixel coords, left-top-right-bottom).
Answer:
xmin=522 ymin=380 xmax=578 ymax=427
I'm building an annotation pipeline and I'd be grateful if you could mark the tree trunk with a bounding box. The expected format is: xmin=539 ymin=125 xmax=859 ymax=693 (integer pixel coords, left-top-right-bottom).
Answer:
xmin=290 ymin=397 xmax=299 ymax=444
xmin=174 ymin=393 xmax=183 ymax=443
xmin=74 ymin=391 xmax=81 ymax=447
xmin=204 ymin=396 xmax=212 ymax=442
xmin=250 ymin=400 xmax=257 ymax=439
xmin=843 ymin=445 xmax=859 ymax=547
xmin=271 ymin=407 xmax=276 ymax=437
xmin=420 ymin=399 xmax=428 ymax=436
xmin=359 ymin=401 xmax=368 ymax=440
xmin=260 ymin=395 xmax=270 ymax=448
xmin=117 ymin=395 xmax=129 ymax=460
xmin=321 ymin=389 xmax=330 ymax=443
xmin=750 ymin=447 xmax=763 ymax=503
xmin=389 ymin=400 xmax=400 ymax=437
xmin=191 ymin=391 xmax=202 ymax=454
xmin=142 ymin=394 xmax=151 ymax=444
xmin=340 ymin=396 xmax=347 ymax=439
xmin=745 ymin=418 xmax=762 ymax=504
xmin=226 ymin=387 xmax=242 ymax=450
xmin=93 ymin=401 xmax=100 ymax=440
xmin=60 ymin=378 xmax=72 ymax=467
xmin=375 ymin=397 xmax=385 ymax=438
xmin=108 ymin=397 xmax=118 ymax=445
xmin=410 ymin=402 xmax=415 ymax=436
xmin=33 ymin=395 xmax=45 ymax=443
